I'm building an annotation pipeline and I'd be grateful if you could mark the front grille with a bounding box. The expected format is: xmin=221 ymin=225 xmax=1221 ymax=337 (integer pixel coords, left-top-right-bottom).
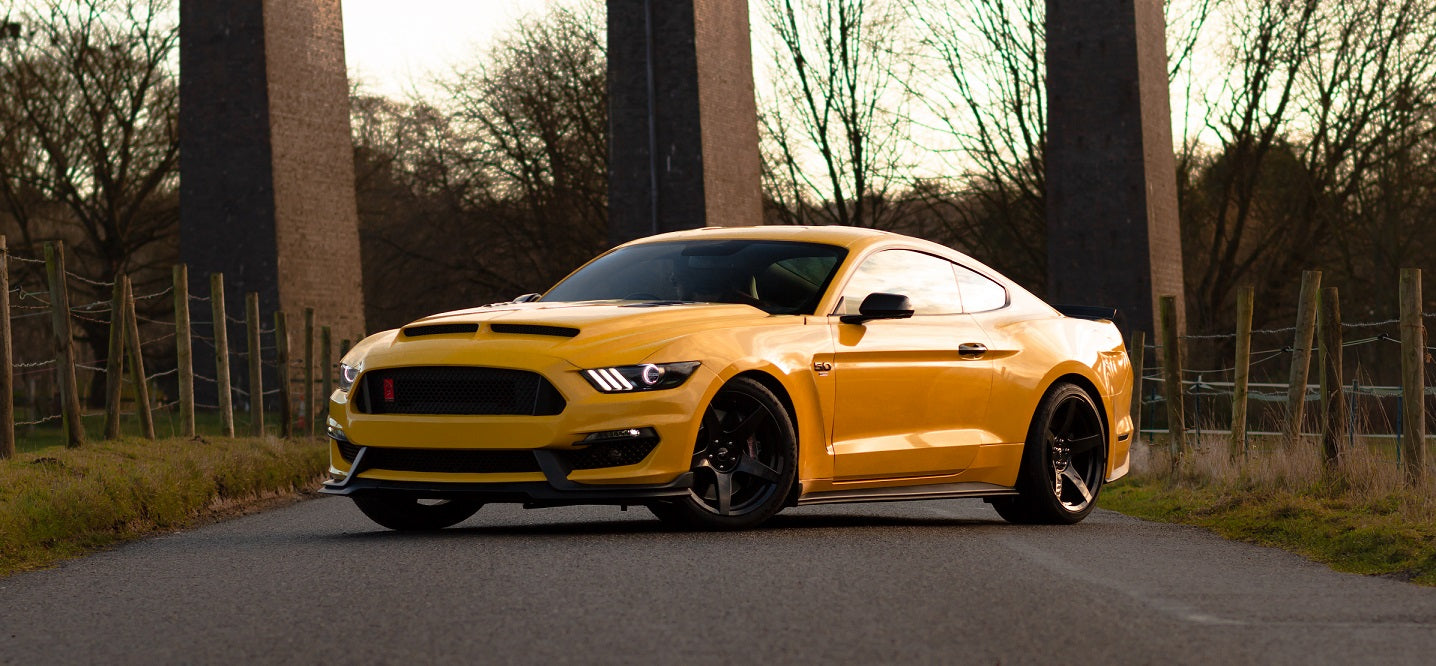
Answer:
xmin=354 ymin=367 xmax=565 ymax=415
xmin=360 ymin=447 xmax=541 ymax=474
xmin=490 ymin=323 xmax=579 ymax=338
xmin=403 ymin=323 xmax=479 ymax=337
xmin=336 ymin=439 xmax=360 ymax=462
xmin=561 ymin=438 xmax=660 ymax=470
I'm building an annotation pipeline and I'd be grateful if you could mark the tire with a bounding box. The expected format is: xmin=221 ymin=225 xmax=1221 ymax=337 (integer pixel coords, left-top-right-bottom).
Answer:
xmin=352 ymin=494 xmax=483 ymax=531
xmin=992 ymin=382 xmax=1106 ymax=525
xmin=648 ymin=377 xmax=797 ymax=530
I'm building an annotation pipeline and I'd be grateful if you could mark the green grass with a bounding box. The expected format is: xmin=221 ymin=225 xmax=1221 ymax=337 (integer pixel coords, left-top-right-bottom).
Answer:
xmin=0 ymin=435 xmax=328 ymax=576
xmin=1106 ymin=440 xmax=1436 ymax=585
xmin=14 ymin=408 xmax=317 ymax=454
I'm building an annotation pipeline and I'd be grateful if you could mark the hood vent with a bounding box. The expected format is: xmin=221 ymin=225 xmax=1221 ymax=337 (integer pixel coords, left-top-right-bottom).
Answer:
xmin=403 ymin=323 xmax=479 ymax=337
xmin=489 ymin=323 xmax=579 ymax=338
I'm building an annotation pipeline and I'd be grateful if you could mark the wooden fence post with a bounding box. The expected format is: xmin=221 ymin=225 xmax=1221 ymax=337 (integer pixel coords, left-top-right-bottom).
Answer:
xmin=1159 ymin=295 xmax=1186 ymax=470
xmin=102 ymin=279 xmax=125 ymax=439
xmin=339 ymin=338 xmax=351 ymax=360
xmin=1231 ymin=286 xmax=1254 ymax=459
xmin=1129 ymin=330 xmax=1144 ymax=446
xmin=275 ymin=312 xmax=292 ymax=438
xmin=0 ymin=236 xmax=12 ymax=459
xmin=44 ymin=241 xmax=85 ymax=447
xmin=320 ymin=326 xmax=332 ymax=425
xmin=1318 ymin=286 xmax=1345 ymax=470
xmin=1286 ymin=270 xmax=1322 ymax=444
xmin=246 ymin=292 xmax=264 ymax=437
xmin=1400 ymin=268 xmax=1426 ymax=485
xmin=122 ymin=276 xmax=155 ymax=440
xmin=210 ymin=273 xmax=234 ymax=437
xmin=174 ymin=264 xmax=195 ymax=438
xmin=304 ymin=308 xmax=315 ymax=437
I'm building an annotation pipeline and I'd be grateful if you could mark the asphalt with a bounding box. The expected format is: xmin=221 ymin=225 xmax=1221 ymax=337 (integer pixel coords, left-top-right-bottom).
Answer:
xmin=1 ymin=495 xmax=1434 ymax=665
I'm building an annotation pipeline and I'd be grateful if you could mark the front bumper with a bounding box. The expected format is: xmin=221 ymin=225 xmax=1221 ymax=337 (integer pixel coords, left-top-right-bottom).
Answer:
xmin=320 ymin=443 xmax=694 ymax=505
xmin=325 ymin=360 xmax=720 ymax=488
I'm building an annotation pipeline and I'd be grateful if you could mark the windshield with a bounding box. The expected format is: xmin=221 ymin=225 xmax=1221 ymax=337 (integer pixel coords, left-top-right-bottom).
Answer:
xmin=542 ymin=240 xmax=848 ymax=315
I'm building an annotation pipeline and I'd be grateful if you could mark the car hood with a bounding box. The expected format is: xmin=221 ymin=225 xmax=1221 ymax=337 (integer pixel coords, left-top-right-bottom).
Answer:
xmin=355 ymin=301 xmax=788 ymax=368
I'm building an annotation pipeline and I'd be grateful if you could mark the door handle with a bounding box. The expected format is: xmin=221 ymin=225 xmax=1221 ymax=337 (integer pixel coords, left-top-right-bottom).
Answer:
xmin=958 ymin=342 xmax=987 ymax=358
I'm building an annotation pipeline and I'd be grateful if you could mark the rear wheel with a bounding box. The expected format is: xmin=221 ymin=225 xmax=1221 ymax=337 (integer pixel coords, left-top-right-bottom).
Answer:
xmin=352 ymin=494 xmax=483 ymax=531
xmin=647 ymin=377 xmax=796 ymax=530
xmin=992 ymin=382 xmax=1106 ymax=525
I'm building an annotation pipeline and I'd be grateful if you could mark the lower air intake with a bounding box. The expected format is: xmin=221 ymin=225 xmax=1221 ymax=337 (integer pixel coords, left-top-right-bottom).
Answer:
xmin=561 ymin=437 xmax=660 ymax=470
xmin=359 ymin=447 xmax=542 ymax=474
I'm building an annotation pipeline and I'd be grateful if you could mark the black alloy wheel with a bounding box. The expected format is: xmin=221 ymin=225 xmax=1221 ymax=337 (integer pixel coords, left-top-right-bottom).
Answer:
xmin=992 ymin=382 xmax=1106 ymax=525
xmin=352 ymin=494 xmax=483 ymax=531
xmin=649 ymin=377 xmax=796 ymax=530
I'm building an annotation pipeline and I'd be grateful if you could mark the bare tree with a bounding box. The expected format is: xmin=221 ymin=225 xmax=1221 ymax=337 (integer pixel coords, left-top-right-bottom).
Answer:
xmin=901 ymin=0 xmax=1047 ymax=286
xmin=0 ymin=0 xmax=178 ymax=402
xmin=757 ymin=0 xmax=911 ymax=229
xmin=1181 ymin=0 xmax=1436 ymax=337
xmin=352 ymin=4 xmax=608 ymax=329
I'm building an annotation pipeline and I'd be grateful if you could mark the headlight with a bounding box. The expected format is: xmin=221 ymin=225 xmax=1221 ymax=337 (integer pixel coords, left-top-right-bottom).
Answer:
xmin=582 ymin=361 xmax=700 ymax=393
xmin=338 ymin=362 xmax=361 ymax=392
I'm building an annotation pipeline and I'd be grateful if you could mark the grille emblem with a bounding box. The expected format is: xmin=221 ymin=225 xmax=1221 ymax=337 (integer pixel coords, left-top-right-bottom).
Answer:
xmin=382 ymin=378 xmax=396 ymax=402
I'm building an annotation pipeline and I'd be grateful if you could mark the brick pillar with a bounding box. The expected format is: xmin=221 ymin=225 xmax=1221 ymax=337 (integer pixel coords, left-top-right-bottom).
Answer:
xmin=1045 ymin=0 xmax=1185 ymax=339
xmin=607 ymin=0 xmax=763 ymax=246
xmin=180 ymin=0 xmax=366 ymax=404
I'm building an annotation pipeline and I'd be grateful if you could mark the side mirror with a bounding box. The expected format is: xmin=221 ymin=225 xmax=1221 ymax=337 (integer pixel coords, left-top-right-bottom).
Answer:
xmin=840 ymin=292 xmax=914 ymax=324
xmin=512 ymin=293 xmax=543 ymax=303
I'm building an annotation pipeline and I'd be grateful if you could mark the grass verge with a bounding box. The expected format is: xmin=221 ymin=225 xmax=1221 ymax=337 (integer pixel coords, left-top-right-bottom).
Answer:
xmin=0 ymin=435 xmax=328 ymax=576
xmin=1105 ymin=438 xmax=1436 ymax=585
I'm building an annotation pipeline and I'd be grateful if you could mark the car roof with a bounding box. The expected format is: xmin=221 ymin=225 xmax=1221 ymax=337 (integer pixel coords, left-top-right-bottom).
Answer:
xmin=623 ymin=225 xmax=898 ymax=250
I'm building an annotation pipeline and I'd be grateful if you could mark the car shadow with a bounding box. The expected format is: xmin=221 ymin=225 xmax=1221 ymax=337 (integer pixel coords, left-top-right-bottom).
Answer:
xmin=328 ymin=509 xmax=1005 ymax=541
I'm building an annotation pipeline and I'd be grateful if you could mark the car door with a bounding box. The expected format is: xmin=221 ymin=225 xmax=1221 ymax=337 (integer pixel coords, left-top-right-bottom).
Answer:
xmin=829 ymin=250 xmax=994 ymax=480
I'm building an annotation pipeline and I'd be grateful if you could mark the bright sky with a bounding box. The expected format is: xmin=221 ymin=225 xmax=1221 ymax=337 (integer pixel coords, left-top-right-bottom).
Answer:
xmin=341 ymin=0 xmax=556 ymax=98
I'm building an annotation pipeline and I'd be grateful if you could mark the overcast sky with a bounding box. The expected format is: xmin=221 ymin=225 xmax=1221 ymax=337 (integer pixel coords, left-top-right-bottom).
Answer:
xmin=341 ymin=0 xmax=555 ymax=97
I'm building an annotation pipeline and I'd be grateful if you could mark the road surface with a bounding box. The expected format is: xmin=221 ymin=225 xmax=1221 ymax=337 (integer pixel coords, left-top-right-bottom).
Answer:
xmin=2 ymin=496 xmax=1434 ymax=664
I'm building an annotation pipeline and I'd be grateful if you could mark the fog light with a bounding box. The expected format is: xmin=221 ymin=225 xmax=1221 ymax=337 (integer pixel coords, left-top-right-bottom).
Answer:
xmin=582 ymin=427 xmax=655 ymax=442
xmin=326 ymin=417 xmax=348 ymax=442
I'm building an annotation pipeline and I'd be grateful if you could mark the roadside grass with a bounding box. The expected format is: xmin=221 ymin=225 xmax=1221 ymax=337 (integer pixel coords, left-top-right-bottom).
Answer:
xmin=15 ymin=408 xmax=308 ymax=455
xmin=0 ymin=435 xmax=328 ymax=576
xmin=1105 ymin=435 xmax=1436 ymax=585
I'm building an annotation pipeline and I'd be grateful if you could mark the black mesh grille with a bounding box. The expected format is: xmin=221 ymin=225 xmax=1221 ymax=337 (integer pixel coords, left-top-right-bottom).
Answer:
xmin=355 ymin=367 xmax=565 ymax=415
xmin=403 ymin=323 xmax=479 ymax=337
xmin=336 ymin=439 xmax=360 ymax=462
xmin=360 ymin=447 xmax=541 ymax=474
xmin=561 ymin=438 xmax=660 ymax=470
xmin=489 ymin=323 xmax=579 ymax=338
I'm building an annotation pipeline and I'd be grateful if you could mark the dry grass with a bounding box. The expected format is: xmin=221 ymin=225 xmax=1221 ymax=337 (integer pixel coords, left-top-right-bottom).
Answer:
xmin=1108 ymin=432 xmax=1436 ymax=584
xmin=0 ymin=435 xmax=328 ymax=576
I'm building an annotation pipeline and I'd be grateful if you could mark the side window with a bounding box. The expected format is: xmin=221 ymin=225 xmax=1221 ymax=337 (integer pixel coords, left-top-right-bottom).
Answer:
xmin=954 ymin=264 xmax=1008 ymax=312
xmin=838 ymin=250 xmax=962 ymax=315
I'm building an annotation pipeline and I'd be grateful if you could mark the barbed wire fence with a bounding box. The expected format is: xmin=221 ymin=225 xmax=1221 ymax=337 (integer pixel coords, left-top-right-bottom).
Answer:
xmin=1135 ymin=270 xmax=1433 ymax=487
xmin=0 ymin=239 xmax=357 ymax=459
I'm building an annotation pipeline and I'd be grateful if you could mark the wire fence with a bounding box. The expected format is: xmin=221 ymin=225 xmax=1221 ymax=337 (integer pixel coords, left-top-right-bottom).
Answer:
xmin=0 ymin=241 xmax=362 ymax=455
xmin=1136 ymin=281 xmax=1433 ymax=483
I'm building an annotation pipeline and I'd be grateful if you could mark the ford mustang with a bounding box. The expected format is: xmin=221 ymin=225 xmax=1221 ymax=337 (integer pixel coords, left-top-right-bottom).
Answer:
xmin=321 ymin=226 xmax=1134 ymax=530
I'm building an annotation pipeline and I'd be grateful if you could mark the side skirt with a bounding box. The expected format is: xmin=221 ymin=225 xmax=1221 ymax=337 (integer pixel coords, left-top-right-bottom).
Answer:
xmin=796 ymin=481 xmax=1018 ymax=506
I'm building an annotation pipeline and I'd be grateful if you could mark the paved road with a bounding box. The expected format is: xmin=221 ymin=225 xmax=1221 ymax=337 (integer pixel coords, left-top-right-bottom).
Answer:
xmin=2 ymin=496 xmax=1435 ymax=665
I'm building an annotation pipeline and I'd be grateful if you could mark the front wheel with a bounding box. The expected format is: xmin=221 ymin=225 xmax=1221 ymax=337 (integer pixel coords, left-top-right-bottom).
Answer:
xmin=648 ymin=377 xmax=797 ymax=530
xmin=992 ymin=382 xmax=1106 ymax=525
xmin=352 ymin=494 xmax=483 ymax=531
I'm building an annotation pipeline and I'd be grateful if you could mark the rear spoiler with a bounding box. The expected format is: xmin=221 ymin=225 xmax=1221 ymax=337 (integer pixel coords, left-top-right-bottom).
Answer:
xmin=1054 ymin=304 xmax=1118 ymax=322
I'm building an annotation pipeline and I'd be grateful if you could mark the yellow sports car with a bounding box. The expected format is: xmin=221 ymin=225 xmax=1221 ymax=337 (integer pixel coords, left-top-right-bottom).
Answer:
xmin=322 ymin=226 xmax=1134 ymax=530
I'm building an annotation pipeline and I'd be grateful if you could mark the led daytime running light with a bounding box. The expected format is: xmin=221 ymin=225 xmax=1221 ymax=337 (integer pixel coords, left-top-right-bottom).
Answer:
xmin=582 ymin=361 xmax=700 ymax=393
